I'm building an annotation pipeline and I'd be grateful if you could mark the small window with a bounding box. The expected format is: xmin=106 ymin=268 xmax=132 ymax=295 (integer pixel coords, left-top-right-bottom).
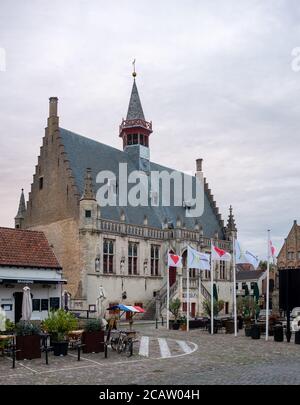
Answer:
xmin=49 ymin=297 xmax=60 ymax=310
xmin=133 ymin=134 xmax=138 ymax=144
xmin=85 ymin=210 xmax=92 ymax=218
xmin=39 ymin=177 xmax=44 ymax=190
xmin=41 ymin=299 xmax=49 ymax=311
xmin=32 ymin=299 xmax=41 ymax=311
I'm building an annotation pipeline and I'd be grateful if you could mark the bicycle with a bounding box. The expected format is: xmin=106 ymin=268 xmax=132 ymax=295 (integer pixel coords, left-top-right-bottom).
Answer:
xmin=110 ymin=330 xmax=135 ymax=357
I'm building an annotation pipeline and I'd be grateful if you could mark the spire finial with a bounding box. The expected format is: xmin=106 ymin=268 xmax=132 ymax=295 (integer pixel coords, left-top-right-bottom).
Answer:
xmin=15 ymin=188 xmax=26 ymax=220
xmin=81 ymin=168 xmax=96 ymax=201
xmin=132 ymin=59 xmax=137 ymax=78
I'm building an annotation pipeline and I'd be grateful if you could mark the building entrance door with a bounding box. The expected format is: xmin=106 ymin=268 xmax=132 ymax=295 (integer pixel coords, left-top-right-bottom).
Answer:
xmin=169 ymin=267 xmax=176 ymax=286
xmin=14 ymin=292 xmax=23 ymax=323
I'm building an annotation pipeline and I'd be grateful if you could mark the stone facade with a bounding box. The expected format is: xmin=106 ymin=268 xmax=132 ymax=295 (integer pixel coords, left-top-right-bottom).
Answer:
xmin=15 ymin=77 xmax=237 ymax=318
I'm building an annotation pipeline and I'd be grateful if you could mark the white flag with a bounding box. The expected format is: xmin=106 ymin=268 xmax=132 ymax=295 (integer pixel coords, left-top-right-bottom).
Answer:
xmin=211 ymin=243 xmax=231 ymax=262
xmin=187 ymin=246 xmax=210 ymax=270
xmin=235 ymin=240 xmax=259 ymax=270
xmin=167 ymin=252 xmax=182 ymax=268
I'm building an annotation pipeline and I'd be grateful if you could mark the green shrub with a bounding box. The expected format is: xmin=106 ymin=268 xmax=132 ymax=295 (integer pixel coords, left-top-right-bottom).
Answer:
xmin=84 ymin=319 xmax=102 ymax=333
xmin=5 ymin=319 xmax=15 ymax=333
xmin=169 ymin=298 xmax=181 ymax=322
xmin=42 ymin=309 xmax=78 ymax=342
xmin=15 ymin=321 xmax=41 ymax=336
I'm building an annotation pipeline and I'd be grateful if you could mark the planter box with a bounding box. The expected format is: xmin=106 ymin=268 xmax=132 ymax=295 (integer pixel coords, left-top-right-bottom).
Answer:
xmin=225 ymin=320 xmax=235 ymax=334
xmin=251 ymin=324 xmax=261 ymax=340
xmin=245 ymin=326 xmax=252 ymax=337
xmin=16 ymin=335 xmax=41 ymax=360
xmin=82 ymin=331 xmax=104 ymax=353
xmin=53 ymin=341 xmax=68 ymax=356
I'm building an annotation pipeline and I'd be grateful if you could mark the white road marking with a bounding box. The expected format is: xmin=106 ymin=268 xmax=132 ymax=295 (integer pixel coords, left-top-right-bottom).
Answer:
xmin=176 ymin=340 xmax=193 ymax=354
xmin=158 ymin=338 xmax=171 ymax=358
xmin=139 ymin=336 xmax=149 ymax=357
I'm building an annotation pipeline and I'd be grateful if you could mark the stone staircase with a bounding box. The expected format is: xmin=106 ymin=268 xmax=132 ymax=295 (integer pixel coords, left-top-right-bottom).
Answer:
xmin=142 ymin=278 xmax=211 ymax=320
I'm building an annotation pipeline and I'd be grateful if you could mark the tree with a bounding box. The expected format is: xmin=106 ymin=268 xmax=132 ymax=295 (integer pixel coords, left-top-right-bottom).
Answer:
xmin=203 ymin=299 xmax=224 ymax=318
xmin=169 ymin=298 xmax=181 ymax=322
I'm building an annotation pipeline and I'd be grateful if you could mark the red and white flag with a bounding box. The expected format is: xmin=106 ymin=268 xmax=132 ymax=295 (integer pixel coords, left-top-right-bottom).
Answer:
xmin=211 ymin=244 xmax=231 ymax=262
xmin=167 ymin=252 xmax=182 ymax=268
xmin=269 ymin=240 xmax=275 ymax=258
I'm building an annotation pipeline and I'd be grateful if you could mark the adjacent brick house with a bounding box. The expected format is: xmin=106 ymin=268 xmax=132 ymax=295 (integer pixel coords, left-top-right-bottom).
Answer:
xmin=0 ymin=227 xmax=64 ymax=322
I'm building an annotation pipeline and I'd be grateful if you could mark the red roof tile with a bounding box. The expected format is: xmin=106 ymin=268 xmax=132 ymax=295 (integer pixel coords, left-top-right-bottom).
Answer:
xmin=0 ymin=227 xmax=61 ymax=269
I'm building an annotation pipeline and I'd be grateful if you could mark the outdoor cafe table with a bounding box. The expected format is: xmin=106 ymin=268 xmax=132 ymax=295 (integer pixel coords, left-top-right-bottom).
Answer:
xmin=0 ymin=335 xmax=15 ymax=356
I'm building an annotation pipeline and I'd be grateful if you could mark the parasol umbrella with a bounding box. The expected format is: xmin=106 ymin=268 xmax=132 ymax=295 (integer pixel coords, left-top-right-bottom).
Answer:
xmin=213 ymin=284 xmax=218 ymax=302
xmin=106 ymin=304 xmax=145 ymax=330
xmin=0 ymin=306 xmax=6 ymax=331
xmin=62 ymin=290 xmax=71 ymax=311
xmin=253 ymin=282 xmax=260 ymax=303
xmin=21 ymin=286 xmax=32 ymax=321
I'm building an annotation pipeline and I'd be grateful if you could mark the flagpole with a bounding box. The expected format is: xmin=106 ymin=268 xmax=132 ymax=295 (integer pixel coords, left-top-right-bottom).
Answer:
xmin=266 ymin=230 xmax=270 ymax=341
xmin=167 ymin=255 xmax=170 ymax=331
xmin=210 ymin=239 xmax=214 ymax=335
xmin=232 ymin=235 xmax=237 ymax=337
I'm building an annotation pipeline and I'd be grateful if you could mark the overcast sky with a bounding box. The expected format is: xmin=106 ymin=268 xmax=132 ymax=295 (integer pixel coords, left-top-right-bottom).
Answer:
xmin=0 ymin=0 xmax=299 ymax=259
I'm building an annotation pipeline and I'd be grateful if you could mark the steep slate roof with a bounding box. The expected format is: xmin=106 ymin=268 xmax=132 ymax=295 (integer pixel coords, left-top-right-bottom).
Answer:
xmin=59 ymin=128 xmax=225 ymax=238
xmin=0 ymin=227 xmax=62 ymax=269
xmin=126 ymin=80 xmax=145 ymax=120
xmin=236 ymin=269 xmax=265 ymax=281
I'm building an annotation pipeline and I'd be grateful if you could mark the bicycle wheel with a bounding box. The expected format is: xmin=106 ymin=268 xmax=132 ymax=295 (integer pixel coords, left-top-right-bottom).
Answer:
xmin=111 ymin=337 xmax=118 ymax=351
xmin=126 ymin=339 xmax=133 ymax=357
xmin=117 ymin=339 xmax=126 ymax=354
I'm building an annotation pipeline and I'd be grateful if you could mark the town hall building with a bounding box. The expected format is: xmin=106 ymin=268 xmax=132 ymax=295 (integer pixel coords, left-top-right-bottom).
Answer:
xmin=14 ymin=71 xmax=237 ymax=319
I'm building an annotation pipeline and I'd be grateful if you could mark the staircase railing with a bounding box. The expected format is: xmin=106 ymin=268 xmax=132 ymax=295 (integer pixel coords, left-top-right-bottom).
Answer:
xmin=201 ymin=282 xmax=211 ymax=301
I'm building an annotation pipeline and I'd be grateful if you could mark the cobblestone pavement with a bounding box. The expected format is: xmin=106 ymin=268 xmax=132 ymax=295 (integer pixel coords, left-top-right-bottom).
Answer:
xmin=2 ymin=325 xmax=300 ymax=385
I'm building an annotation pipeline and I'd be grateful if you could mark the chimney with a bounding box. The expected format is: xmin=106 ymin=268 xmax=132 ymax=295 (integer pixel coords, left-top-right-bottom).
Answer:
xmin=49 ymin=97 xmax=58 ymax=117
xmin=196 ymin=158 xmax=203 ymax=172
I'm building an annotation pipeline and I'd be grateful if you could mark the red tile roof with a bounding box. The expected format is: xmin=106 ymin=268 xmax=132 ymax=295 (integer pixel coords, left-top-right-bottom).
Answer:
xmin=0 ymin=227 xmax=61 ymax=269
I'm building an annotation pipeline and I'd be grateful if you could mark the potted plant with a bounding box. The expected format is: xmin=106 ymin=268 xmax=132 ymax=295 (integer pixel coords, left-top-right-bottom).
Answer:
xmin=179 ymin=315 xmax=187 ymax=331
xmin=42 ymin=309 xmax=78 ymax=356
xmin=203 ymin=299 xmax=224 ymax=333
xmin=168 ymin=298 xmax=181 ymax=330
xmin=15 ymin=321 xmax=41 ymax=360
xmin=82 ymin=319 xmax=104 ymax=353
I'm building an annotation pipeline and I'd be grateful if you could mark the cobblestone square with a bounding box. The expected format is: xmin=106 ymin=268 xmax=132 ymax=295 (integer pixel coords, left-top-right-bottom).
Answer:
xmin=1 ymin=325 xmax=300 ymax=385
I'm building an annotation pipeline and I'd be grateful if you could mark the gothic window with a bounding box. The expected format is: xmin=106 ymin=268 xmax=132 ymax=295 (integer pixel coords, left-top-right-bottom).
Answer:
xmin=189 ymin=268 xmax=196 ymax=278
xmin=132 ymin=134 xmax=138 ymax=144
xmin=151 ymin=245 xmax=160 ymax=276
xmin=39 ymin=177 xmax=44 ymax=190
xmin=128 ymin=242 xmax=138 ymax=275
xmin=103 ymin=239 xmax=114 ymax=274
xmin=205 ymin=270 xmax=210 ymax=280
xmin=219 ymin=261 xmax=226 ymax=280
